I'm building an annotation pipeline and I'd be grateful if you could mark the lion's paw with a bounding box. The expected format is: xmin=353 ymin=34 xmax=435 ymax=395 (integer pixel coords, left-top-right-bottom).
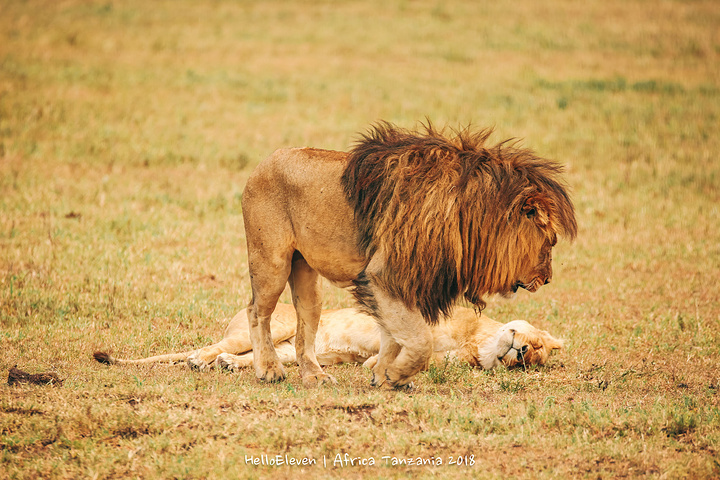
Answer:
xmin=370 ymin=371 xmax=385 ymax=387
xmin=362 ymin=355 xmax=379 ymax=370
xmin=216 ymin=353 xmax=238 ymax=371
xmin=255 ymin=362 xmax=286 ymax=383
xmin=187 ymin=354 xmax=212 ymax=371
xmin=371 ymin=371 xmax=414 ymax=391
xmin=376 ymin=378 xmax=414 ymax=392
xmin=391 ymin=381 xmax=414 ymax=392
xmin=302 ymin=373 xmax=338 ymax=388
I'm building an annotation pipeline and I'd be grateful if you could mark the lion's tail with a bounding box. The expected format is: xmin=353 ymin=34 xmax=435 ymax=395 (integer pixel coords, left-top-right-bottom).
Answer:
xmin=93 ymin=350 xmax=196 ymax=366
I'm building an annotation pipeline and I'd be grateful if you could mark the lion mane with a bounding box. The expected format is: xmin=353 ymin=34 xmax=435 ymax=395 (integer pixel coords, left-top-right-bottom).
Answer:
xmin=341 ymin=122 xmax=578 ymax=324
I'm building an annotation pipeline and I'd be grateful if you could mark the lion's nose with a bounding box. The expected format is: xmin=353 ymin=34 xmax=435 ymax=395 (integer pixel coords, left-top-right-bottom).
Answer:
xmin=517 ymin=345 xmax=528 ymax=361
xmin=544 ymin=277 xmax=551 ymax=285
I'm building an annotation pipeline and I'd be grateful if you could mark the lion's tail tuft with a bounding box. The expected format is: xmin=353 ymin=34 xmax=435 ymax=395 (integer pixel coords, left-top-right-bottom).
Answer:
xmin=93 ymin=351 xmax=115 ymax=365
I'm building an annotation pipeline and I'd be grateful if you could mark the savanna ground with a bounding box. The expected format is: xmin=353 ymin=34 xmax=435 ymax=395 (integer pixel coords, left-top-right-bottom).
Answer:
xmin=1 ymin=0 xmax=719 ymax=478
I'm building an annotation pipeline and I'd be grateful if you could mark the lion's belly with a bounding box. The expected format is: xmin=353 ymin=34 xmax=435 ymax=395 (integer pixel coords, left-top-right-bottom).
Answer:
xmin=294 ymin=235 xmax=367 ymax=285
xmin=287 ymin=182 xmax=367 ymax=283
xmin=290 ymin=203 xmax=366 ymax=282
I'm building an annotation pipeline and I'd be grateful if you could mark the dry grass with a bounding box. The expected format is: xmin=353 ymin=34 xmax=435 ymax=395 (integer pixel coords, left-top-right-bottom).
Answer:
xmin=1 ymin=0 xmax=719 ymax=478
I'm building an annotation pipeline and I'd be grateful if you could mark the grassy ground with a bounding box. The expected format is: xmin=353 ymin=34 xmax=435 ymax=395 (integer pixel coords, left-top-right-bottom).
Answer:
xmin=1 ymin=0 xmax=719 ymax=478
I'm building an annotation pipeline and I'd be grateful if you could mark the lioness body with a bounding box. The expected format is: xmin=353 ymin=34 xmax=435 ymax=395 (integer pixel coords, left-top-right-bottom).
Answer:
xmin=242 ymin=123 xmax=576 ymax=388
xmin=95 ymin=304 xmax=562 ymax=372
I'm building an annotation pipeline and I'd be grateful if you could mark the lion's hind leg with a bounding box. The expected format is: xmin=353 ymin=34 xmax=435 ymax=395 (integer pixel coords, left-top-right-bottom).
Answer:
xmin=370 ymin=328 xmax=403 ymax=388
xmin=288 ymin=254 xmax=336 ymax=387
xmin=243 ymin=229 xmax=293 ymax=383
xmin=243 ymin=181 xmax=297 ymax=383
xmin=245 ymin=266 xmax=292 ymax=382
xmin=246 ymin=296 xmax=289 ymax=382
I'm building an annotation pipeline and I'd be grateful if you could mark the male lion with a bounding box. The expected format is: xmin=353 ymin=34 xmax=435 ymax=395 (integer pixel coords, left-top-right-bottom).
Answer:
xmin=94 ymin=303 xmax=563 ymax=372
xmin=242 ymin=122 xmax=576 ymax=388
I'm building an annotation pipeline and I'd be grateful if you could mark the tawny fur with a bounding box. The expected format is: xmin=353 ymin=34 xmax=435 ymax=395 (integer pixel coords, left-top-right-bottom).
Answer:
xmin=239 ymin=122 xmax=575 ymax=388
xmin=94 ymin=304 xmax=563 ymax=373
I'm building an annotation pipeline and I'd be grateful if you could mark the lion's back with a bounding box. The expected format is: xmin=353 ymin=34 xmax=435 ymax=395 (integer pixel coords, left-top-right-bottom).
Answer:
xmin=245 ymin=147 xmax=347 ymax=194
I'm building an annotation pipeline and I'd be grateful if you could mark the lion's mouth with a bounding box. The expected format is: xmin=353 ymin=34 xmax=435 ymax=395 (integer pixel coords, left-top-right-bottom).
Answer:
xmin=513 ymin=278 xmax=546 ymax=293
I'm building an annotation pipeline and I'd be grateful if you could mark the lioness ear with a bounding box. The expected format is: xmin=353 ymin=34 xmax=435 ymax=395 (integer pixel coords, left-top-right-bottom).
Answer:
xmin=540 ymin=331 xmax=563 ymax=351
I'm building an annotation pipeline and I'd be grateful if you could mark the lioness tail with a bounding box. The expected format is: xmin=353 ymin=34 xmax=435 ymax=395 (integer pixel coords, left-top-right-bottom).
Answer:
xmin=92 ymin=350 xmax=194 ymax=366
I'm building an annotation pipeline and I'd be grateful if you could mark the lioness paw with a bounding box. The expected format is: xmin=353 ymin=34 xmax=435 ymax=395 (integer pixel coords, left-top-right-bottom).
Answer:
xmin=216 ymin=353 xmax=238 ymax=371
xmin=496 ymin=329 xmax=515 ymax=355
xmin=187 ymin=354 xmax=212 ymax=371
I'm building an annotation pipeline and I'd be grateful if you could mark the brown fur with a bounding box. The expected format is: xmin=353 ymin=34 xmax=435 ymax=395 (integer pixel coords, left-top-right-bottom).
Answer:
xmin=242 ymin=122 xmax=576 ymax=389
xmin=342 ymin=122 xmax=577 ymax=324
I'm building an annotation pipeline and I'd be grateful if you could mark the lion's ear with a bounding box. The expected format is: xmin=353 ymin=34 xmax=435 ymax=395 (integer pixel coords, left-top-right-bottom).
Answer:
xmin=540 ymin=331 xmax=563 ymax=351
xmin=522 ymin=196 xmax=551 ymax=228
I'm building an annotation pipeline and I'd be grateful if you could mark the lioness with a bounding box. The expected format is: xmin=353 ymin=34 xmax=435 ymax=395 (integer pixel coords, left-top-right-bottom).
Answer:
xmin=242 ymin=122 xmax=576 ymax=388
xmin=94 ymin=304 xmax=562 ymax=374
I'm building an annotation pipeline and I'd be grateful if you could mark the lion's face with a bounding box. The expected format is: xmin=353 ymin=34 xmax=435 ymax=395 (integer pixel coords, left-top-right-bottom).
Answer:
xmin=510 ymin=200 xmax=558 ymax=296
xmin=513 ymin=235 xmax=555 ymax=294
xmin=496 ymin=320 xmax=563 ymax=368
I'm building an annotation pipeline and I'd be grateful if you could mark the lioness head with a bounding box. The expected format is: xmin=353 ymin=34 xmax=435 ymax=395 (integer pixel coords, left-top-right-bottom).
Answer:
xmin=496 ymin=320 xmax=563 ymax=368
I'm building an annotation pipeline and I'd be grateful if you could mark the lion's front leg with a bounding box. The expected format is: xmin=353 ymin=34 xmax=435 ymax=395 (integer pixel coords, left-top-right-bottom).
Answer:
xmin=370 ymin=289 xmax=434 ymax=390
xmin=370 ymin=329 xmax=402 ymax=387
xmin=380 ymin=323 xmax=433 ymax=390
